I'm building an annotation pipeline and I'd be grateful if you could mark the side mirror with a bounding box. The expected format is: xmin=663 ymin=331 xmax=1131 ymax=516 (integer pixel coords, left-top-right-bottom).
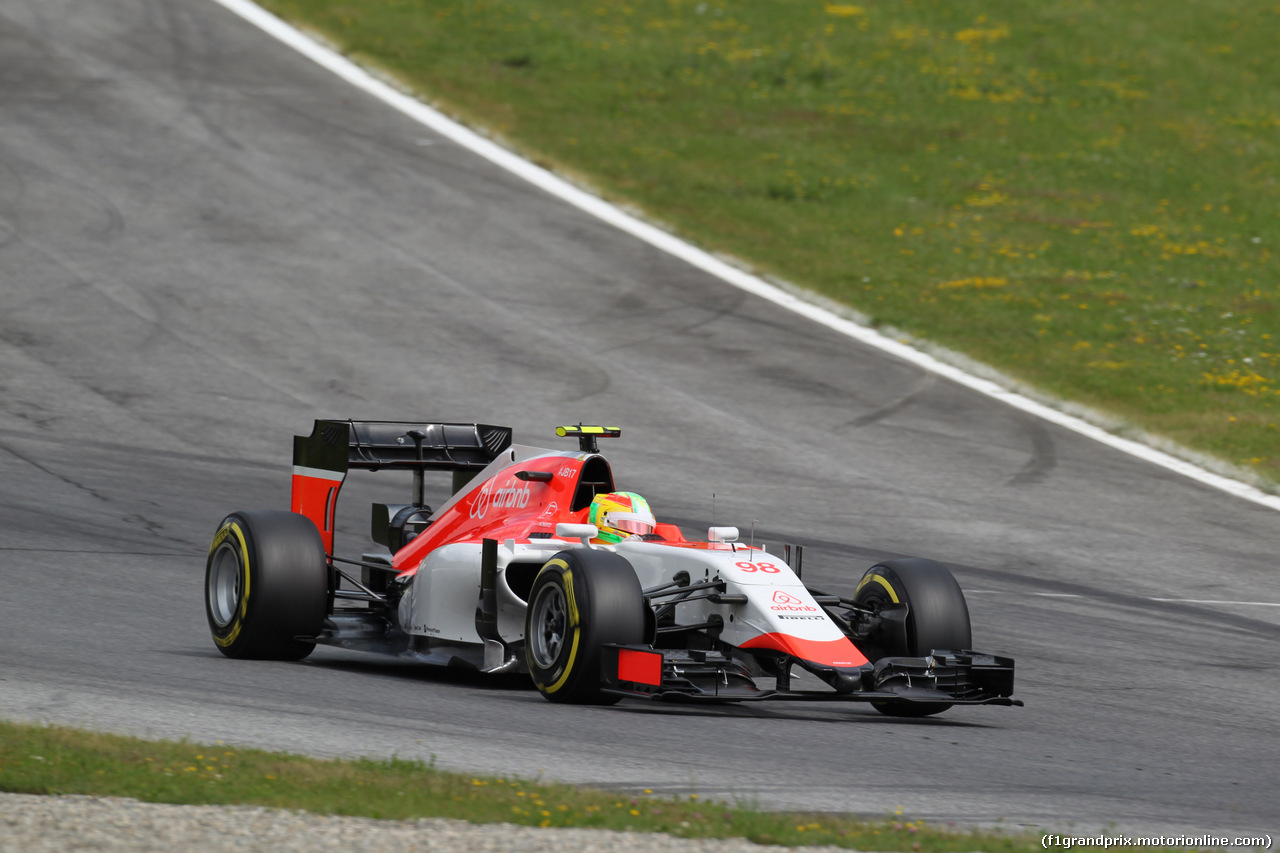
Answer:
xmin=556 ymin=523 xmax=599 ymax=547
xmin=708 ymin=526 xmax=739 ymax=543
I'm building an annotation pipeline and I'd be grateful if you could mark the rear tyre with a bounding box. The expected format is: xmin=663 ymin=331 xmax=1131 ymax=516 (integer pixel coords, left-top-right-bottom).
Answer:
xmin=205 ymin=510 xmax=329 ymax=661
xmin=854 ymin=558 xmax=971 ymax=718
xmin=525 ymin=549 xmax=647 ymax=704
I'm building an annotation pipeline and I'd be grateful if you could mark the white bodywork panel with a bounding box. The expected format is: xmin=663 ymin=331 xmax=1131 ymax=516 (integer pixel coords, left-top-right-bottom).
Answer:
xmin=403 ymin=537 xmax=848 ymax=659
xmin=405 ymin=542 xmax=482 ymax=641
xmin=405 ymin=539 xmax=571 ymax=644
xmin=613 ymin=541 xmax=849 ymax=652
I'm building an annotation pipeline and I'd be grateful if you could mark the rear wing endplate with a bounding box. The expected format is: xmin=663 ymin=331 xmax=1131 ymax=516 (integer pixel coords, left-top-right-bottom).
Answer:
xmin=291 ymin=419 xmax=513 ymax=552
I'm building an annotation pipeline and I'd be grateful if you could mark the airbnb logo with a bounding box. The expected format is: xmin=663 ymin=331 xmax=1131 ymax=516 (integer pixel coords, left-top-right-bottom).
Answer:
xmin=468 ymin=478 xmax=530 ymax=520
xmin=770 ymin=590 xmax=817 ymax=612
xmin=468 ymin=480 xmax=493 ymax=519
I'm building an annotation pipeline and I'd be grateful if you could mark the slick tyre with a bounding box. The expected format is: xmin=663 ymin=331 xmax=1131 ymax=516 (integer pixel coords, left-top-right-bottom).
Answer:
xmin=525 ymin=549 xmax=647 ymax=705
xmin=855 ymin=557 xmax=971 ymax=718
xmin=205 ymin=510 xmax=329 ymax=661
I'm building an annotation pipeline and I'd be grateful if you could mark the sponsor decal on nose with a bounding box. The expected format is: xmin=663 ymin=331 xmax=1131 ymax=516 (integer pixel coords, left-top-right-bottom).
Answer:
xmin=468 ymin=479 xmax=532 ymax=519
xmin=770 ymin=589 xmax=817 ymax=612
xmin=469 ymin=480 xmax=494 ymax=519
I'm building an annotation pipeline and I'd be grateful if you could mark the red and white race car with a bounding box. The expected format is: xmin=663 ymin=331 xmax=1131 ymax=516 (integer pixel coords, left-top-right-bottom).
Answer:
xmin=205 ymin=421 xmax=1019 ymax=717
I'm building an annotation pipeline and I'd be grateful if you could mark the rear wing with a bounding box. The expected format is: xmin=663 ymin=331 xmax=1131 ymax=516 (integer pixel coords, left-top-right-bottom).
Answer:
xmin=291 ymin=419 xmax=513 ymax=553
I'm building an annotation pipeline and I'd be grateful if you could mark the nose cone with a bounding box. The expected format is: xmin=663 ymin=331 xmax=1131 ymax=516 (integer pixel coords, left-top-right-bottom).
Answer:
xmin=739 ymin=633 xmax=869 ymax=669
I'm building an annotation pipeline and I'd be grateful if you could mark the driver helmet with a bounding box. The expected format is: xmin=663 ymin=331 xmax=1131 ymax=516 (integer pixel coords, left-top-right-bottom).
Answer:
xmin=588 ymin=491 xmax=656 ymax=544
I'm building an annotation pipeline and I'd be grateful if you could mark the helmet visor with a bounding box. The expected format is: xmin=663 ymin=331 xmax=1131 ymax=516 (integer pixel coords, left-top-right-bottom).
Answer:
xmin=606 ymin=512 xmax=655 ymax=536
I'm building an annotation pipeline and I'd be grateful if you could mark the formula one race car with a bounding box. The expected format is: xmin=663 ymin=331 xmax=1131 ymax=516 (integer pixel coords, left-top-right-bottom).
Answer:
xmin=204 ymin=420 xmax=1019 ymax=717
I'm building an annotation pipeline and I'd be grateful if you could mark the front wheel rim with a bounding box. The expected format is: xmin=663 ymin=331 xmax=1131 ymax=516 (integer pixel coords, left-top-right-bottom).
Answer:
xmin=529 ymin=583 xmax=568 ymax=668
xmin=208 ymin=542 xmax=241 ymax=628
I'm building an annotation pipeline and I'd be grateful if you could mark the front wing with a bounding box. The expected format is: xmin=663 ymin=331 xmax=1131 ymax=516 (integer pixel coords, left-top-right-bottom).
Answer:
xmin=601 ymin=645 xmax=1021 ymax=707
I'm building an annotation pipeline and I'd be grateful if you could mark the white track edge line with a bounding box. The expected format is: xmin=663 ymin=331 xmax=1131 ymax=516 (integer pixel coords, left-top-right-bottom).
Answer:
xmin=210 ymin=0 xmax=1280 ymax=514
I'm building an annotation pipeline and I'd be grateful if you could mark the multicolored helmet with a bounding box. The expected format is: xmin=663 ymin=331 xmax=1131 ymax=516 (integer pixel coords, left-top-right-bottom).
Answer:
xmin=588 ymin=491 xmax=656 ymax=544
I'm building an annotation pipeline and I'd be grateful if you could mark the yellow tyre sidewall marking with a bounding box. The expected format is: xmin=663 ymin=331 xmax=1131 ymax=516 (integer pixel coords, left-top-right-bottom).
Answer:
xmin=543 ymin=563 xmax=581 ymax=695
xmin=855 ymin=572 xmax=900 ymax=604
xmin=211 ymin=521 xmax=251 ymax=648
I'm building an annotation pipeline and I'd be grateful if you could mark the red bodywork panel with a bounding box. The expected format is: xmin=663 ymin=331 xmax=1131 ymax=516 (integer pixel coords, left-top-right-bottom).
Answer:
xmin=386 ymin=453 xmax=693 ymax=576
xmin=290 ymin=447 xmax=696 ymax=577
xmin=291 ymin=468 xmax=345 ymax=555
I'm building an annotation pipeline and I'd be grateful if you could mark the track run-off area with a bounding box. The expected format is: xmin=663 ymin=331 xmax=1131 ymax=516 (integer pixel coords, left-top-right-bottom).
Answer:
xmin=1 ymin=0 xmax=1278 ymax=837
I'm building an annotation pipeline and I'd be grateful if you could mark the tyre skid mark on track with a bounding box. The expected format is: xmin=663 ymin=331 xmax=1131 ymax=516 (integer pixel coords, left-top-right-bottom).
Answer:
xmin=209 ymin=0 xmax=1280 ymax=514
xmin=840 ymin=372 xmax=936 ymax=430
xmin=7 ymin=231 xmax=313 ymax=406
xmin=899 ymin=557 xmax=1280 ymax=640
xmin=967 ymin=589 xmax=1280 ymax=608
xmin=1150 ymin=597 xmax=1280 ymax=607
xmin=0 ymin=547 xmax=193 ymax=556
xmin=1005 ymin=417 xmax=1057 ymax=487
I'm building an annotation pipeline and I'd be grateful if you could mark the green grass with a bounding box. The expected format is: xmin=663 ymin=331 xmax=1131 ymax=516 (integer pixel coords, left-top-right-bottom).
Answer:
xmin=0 ymin=720 xmax=1055 ymax=850
xmin=252 ymin=0 xmax=1280 ymax=482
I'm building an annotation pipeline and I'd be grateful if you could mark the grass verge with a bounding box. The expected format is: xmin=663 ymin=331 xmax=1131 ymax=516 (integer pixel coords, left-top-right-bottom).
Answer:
xmin=0 ymin=719 xmax=1064 ymax=850
xmin=250 ymin=0 xmax=1280 ymax=482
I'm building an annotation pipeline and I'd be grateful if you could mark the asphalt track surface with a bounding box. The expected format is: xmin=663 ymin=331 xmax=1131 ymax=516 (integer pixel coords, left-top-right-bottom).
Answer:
xmin=1 ymin=0 xmax=1278 ymax=837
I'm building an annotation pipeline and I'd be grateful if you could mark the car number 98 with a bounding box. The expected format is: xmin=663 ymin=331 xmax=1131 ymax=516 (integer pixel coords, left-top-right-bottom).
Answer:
xmin=735 ymin=561 xmax=781 ymax=573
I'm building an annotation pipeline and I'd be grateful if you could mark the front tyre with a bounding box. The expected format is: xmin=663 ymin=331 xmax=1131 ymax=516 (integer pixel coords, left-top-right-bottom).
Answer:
xmin=855 ymin=557 xmax=971 ymax=718
xmin=525 ymin=549 xmax=647 ymax=704
xmin=205 ymin=510 xmax=328 ymax=661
